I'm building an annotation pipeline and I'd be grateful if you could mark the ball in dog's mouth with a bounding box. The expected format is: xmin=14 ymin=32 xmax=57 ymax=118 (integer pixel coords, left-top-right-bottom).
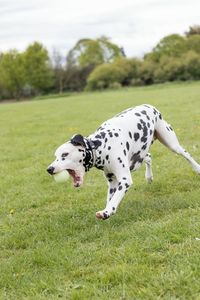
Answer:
xmin=53 ymin=170 xmax=70 ymax=183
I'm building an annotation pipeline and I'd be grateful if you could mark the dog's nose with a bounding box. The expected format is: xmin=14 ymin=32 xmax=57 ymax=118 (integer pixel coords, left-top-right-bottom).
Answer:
xmin=47 ymin=166 xmax=55 ymax=175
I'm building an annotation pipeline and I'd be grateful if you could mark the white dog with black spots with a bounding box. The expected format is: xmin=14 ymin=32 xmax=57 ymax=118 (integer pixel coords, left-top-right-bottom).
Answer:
xmin=47 ymin=104 xmax=200 ymax=220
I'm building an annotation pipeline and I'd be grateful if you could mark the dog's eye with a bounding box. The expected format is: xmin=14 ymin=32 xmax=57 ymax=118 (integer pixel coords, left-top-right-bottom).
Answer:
xmin=61 ymin=153 xmax=69 ymax=158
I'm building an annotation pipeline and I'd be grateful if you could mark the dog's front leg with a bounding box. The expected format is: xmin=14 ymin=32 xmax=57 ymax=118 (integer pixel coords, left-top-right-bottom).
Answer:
xmin=104 ymin=173 xmax=118 ymax=205
xmin=96 ymin=172 xmax=132 ymax=220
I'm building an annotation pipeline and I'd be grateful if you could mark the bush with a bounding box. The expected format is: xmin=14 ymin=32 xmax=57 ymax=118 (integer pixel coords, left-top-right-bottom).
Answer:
xmin=86 ymin=58 xmax=142 ymax=90
xmin=138 ymin=59 xmax=157 ymax=84
xmin=108 ymin=82 xmax=122 ymax=89
xmin=130 ymin=78 xmax=144 ymax=86
xmin=86 ymin=63 xmax=124 ymax=90
xmin=154 ymin=56 xmax=185 ymax=82
xmin=153 ymin=52 xmax=200 ymax=83
xmin=183 ymin=51 xmax=200 ymax=79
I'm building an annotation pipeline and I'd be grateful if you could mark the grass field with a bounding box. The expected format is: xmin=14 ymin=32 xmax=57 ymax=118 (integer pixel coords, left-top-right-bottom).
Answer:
xmin=0 ymin=82 xmax=200 ymax=300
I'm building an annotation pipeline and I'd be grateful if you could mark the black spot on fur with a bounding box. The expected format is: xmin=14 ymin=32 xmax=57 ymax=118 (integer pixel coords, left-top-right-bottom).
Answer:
xmin=129 ymin=131 xmax=132 ymax=139
xmin=141 ymin=110 xmax=147 ymax=115
xmin=100 ymin=132 xmax=106 ymax=138
xmin=135 ymin=113 xmax=141 ymax=117
xmin=142 ymin=143 xmax=147 ymax=150
xmin=123 ymin=149 xmax=126 ymax=156
xmin=143 ymin=126 xmax=148 ymax=137
xmin=107 ymin=173 xmax=114 ymax=178
xmin=110 ymin=188 xmax=114 ymax=194
xmin=130 ymin=151 xmax=143 ymax=171
xmin=134 ymin=133 xmax=140 ymax=141
xmin=126 ymin=142 xmax=130 ymax=151
xmin=95 ymin=134 xmax=101 ymax=139
xmin=114 ymin=133 xmax=119 ymax=137
xmin=93 ymin=140 xmax=102 ymax=149
xmin=118 ymin=157 xmax=123 ymax=164
xmin=141 ymin=137 xmax=147 ymax=143
xmin=153 ymin=108 xmax=158 ymax=115
xmin=137 ymin=123 xmax=142 ymax=130
xmin=96 ymin=166 xmax=104 ymax=170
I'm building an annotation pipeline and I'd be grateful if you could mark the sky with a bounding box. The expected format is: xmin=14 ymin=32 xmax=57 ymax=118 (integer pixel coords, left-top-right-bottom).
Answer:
xmin=0 ymin=0 xmax=200 ymax=58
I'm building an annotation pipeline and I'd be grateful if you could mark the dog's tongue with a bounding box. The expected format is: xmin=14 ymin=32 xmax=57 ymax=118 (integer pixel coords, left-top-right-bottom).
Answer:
xmin=67 ymin=169 xmax=81 ymax=187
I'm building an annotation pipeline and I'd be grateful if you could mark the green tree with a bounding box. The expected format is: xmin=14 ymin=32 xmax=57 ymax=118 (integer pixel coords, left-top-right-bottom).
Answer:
xmin=64 ymin=65 xmax=94 ymax=91
xmin=183 ymin=51 xmax=200 ymax=79
xmin=24 ymin=42 xmax=53 ymax=94
xmin=185 ymin=35 xmax=200 ymax=54
xmin=51 ymin=48 xmax=65 ymax=94
xmin=145 ymin=34 xmax=186 ymax=63
xmin=0 ymin=50 xmax=26 ymax=99
xmin=66 ymin=36 xmax=122 ymax=69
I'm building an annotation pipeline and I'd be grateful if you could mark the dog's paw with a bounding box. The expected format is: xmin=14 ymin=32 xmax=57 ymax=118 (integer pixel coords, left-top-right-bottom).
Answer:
xmin=146 ymin=175 xmax=153 ymax=183
xmin=96 ymin=210 xmax=110 ymax=220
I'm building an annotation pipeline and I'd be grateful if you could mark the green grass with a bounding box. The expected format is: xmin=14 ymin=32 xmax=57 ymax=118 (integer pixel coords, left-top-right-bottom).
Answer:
xmin=0 ymin=82 xmax=200 ymax=299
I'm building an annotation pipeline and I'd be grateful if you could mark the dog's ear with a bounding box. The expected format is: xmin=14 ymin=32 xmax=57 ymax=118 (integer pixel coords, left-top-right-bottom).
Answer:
xmin=70 ymin=134 xmax=86 ymax=147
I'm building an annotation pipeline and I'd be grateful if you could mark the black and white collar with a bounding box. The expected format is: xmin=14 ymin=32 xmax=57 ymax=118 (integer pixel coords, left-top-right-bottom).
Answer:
xmin=83 ymin=138 xmax=96 ymax=171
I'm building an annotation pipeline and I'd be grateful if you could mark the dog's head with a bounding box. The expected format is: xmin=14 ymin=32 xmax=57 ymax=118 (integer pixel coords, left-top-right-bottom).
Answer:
xmin=47 ymin=134 xmax=87 ymax=187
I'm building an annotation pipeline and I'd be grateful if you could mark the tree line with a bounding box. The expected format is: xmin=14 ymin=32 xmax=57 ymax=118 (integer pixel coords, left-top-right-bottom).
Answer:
xmin=0 ymin=26 xmax=200 ymax=100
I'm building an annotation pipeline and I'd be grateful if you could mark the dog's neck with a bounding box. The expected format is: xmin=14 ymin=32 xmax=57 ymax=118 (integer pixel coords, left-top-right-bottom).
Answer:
xmin=83 ymin=138 xmax=97 ymax=172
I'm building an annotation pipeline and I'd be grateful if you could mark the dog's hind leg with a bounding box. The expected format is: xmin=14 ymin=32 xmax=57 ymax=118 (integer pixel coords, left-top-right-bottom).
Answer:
xmin=155 ymin=118 xmax=200 ymax=174
xmin=144 ymin=153 xmax=153 ymax=183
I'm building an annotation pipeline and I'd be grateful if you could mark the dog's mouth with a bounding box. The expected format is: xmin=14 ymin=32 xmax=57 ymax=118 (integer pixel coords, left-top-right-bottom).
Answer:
xmin=67 ymin=169 xmax=82 ymax=188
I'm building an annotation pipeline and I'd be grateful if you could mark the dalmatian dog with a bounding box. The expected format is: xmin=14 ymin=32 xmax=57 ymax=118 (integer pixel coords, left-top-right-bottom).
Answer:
xmin=47 ymin=104 xmax=200 ymax=220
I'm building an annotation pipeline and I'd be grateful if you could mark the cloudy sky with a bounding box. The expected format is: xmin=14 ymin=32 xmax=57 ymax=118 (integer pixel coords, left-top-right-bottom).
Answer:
xmin=0 ymin=0 xmax=199 ymax=58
